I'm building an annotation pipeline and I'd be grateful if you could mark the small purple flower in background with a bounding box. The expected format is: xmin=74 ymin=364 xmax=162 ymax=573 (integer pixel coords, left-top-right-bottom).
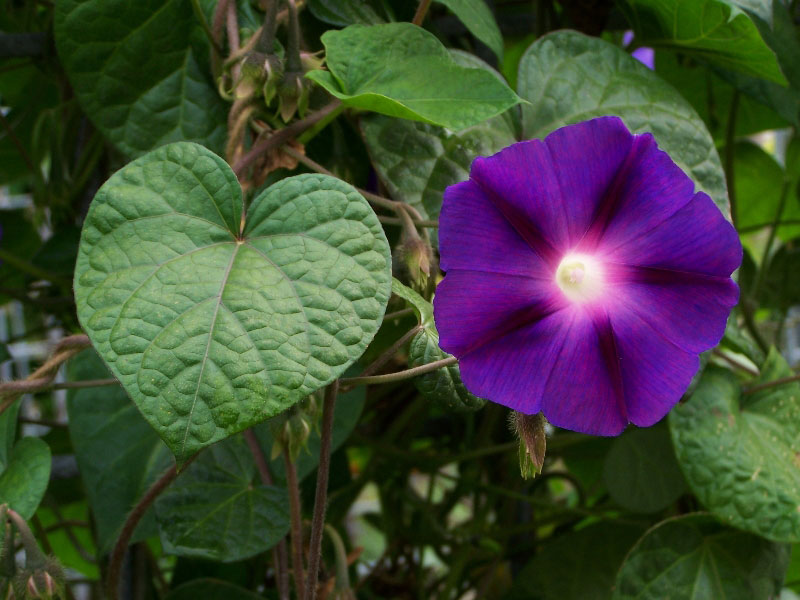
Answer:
xmin=623 ymin=30 xmax=655 ymax=70
xmin=433 ymin=117 xmax=741 ymax=435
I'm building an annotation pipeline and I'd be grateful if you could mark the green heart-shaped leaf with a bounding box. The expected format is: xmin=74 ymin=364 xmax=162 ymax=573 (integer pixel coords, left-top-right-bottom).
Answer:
xmin=54 ymin=0 xmax=227 ymax=157
xmin=670 ymin=350 xmax=800 ymax=542
xmin=74 ymin=142 xmax=392 ymax=463
xmin=155 ymin=435 xmax=290 ymax=562
xmin=519 ymin=31 xmax=729 ymax=215
xmin=613 ymin=514 xmax=789 ymax=599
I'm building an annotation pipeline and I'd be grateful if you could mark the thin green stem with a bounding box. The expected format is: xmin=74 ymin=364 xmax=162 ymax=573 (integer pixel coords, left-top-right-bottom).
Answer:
xmin=0 ymin=249 xmax=68 ymax=284
xmin=724 ymin=90 xmax=740 ymax=226
xmin=753 ymin=178 xmax=791 ymax=300
xmin=737 ymin=218 xmax=800 ymax=233
xmin=340 ymin=356 xmax=457 ymax=387
xmin=303 ymin=381 xmax=338 ymax=600
xmin=190 ymin=0 xmax=223 ymax=57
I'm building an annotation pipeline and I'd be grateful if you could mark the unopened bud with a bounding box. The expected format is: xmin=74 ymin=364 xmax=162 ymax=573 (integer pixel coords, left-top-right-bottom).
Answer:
xmin=401 ymin=237 xmax=433 ymax=292
xmin=277 ymin=71 xmax=311 ymax=122
xmin=511 ymin=411 xmax=547 ymax=479
xmin=300 ymin=51 xmax=325 ymax=73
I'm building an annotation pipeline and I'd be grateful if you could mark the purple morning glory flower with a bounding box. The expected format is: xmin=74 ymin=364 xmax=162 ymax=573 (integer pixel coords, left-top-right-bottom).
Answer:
xmin=433 ymin=117 xmax=741 ymax=436
xmin=623 ymin=30 xmax=654 ymax=69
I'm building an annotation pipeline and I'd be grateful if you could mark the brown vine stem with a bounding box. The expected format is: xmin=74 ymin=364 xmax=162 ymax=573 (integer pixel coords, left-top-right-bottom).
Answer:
xmin=303 ymin=381 xmax=338 ymax=600
xmin=412 ymin=0 xmax=433 ymax=25
xmin=106 ymin=454 xmax=199 ymax=600
xmin=743 ymin=373 xmax=800 ymax=395
xmin=358 ymin=325 xmax=423 ymax=380
xmin=243 ymin=429 xmax=290 ymax=600
xmin=340 ymin=356 xmax=457 ymax=388
xmin=232 ymin=100 xmax=342 ymax=178
xmin=280 ymin=145 xmax=426 ymax=224
xmin=0 ymin=334 xmax=91 ymax=415
xmin=282 ymin=443 xmax=306 ymax=600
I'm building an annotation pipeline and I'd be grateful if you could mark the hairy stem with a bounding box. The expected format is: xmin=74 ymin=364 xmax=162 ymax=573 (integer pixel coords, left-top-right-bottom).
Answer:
xmin=412 ymin=0 xmax=433 ymax=25
xmin=243 ymin=429 xmax=290 ymax=600
xmin=283 ymin=444 xmax=306 ymax=599
xmin=743 ymin=372 xmax=800 ymax=395
xmin=358 ymin=325 xmax=423 ymax=379
xmin=106 ymin=455 xmax=199 ymax=600
xmin=340 ymin=356 xmax=457 ymax=388
xmin=232 ymin=100 xmax=341 ymax=177
xmin=303 ymin=381 xmax=338 ymax=600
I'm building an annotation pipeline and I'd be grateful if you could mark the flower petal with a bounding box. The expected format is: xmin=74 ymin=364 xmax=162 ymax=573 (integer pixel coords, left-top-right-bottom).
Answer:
xmin=608 ymin=305 xmax=699 ymax=426
xmin=434 ymin=269 xmax=566 ymax=358
xmin=606 ymin=267 xmax=739 ymax=353
xmin=438 ymin=180 xmax=551 ymax=278
xmin=454 ymin=309 xmax=572 ymax=415
xmin=470 ymin=116 xmax=635 ymax=259
xmin=578 ymin=132 xmax=696 ymax=253
xmin=601 ymin=191 xmax=741 ymax=277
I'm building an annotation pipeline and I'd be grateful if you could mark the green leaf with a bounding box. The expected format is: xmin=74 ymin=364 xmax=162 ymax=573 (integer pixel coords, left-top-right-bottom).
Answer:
xmin=307 ymin=23 xmax=521 ymax=131
xmin=391 ymin=280 xmax=484 ymax=411
xmin=155 ymin=434 xmax=290 ymax=562
xmin=0 ymin=343 xmax=9 ymax=364
xmin=613 ymin=514 xmax=790 ymax=600
xmin=166 ymin=579 xmax=264 ymax=600
xmin=0 ymin=209 xmax=41 ymax=302
xmin=0 ymin=398 xmax=20 ymax=473
xmin=408 ymin=329 xmax=485 ymax=412
xmin=752 ymin=238 xmax=800 ymax=310
xmin=54 ymin=0 xmax=227 ymax=157
xmin=519 ymin=31 xmax=729 ymax=214
xmin=0 ymin=437 xmax=51 ymax=520
xmin=619 ymin=0 xmax=786 ymax=84
xmin=308 ymin=0 xmax=387 ymax=26
xmin=602 ymin=424 xmax=687 ymax=513
xmin=434 ymin=0 xmax=503 ymax=61
xmin=670 ymin=351 xmax=800 ymax=542
xmin=31 ymin=226 xmax=82 ymax=279
xmin=654 ymin=52 xmax=795 ymax=139
xmin=390 ymin=278 xmax=434 ymax=328
xmin=66 ymin=350 xmax=172 ymax=554
xmin=361 ymin=56 xmax=516 ymax=238
xmin=74 ymin=142 xmax=392 ymax=463
xmin=507 ymin=522 xmax=645 ymax=600
xmin=734 ymin=142 xmax=800 ymax=240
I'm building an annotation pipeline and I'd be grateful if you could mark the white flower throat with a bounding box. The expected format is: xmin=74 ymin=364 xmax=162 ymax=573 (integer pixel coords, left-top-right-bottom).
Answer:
xmin=555 ymin=253 xmax=604 ymax=303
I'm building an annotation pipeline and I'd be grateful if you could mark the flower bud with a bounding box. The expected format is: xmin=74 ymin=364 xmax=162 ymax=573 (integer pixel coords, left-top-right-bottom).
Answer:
xmin=277 ymin=71 xmax=311 ymax=122
xmin=399 ymin=237 xmax=433 ymax=293
xmin=234 ymin=52 xmax=284 ymax=103
xmin=511 ymin=411 xmax=547 ymax=479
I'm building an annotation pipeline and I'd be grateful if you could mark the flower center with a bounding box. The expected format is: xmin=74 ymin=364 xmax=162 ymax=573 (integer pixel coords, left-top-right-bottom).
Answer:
xmin=555 ymin=253 xmax=604 ymax=303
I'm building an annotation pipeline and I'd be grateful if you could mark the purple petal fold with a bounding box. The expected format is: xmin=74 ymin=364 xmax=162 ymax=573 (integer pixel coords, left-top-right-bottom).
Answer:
xmin=438 ymin=180 xmax=551 ymax=279
xmin=607 ymin=305 xmax=699 ymax=427
xmin=605 ymin=269 xmax=738 ymax=353
xmin=539 ymin=308 xmax=628 ymax=436
xmin=601 ymin=191 xmax=741 ymax=277
xmin=434 ymin=269 xmax=566 ymax=357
